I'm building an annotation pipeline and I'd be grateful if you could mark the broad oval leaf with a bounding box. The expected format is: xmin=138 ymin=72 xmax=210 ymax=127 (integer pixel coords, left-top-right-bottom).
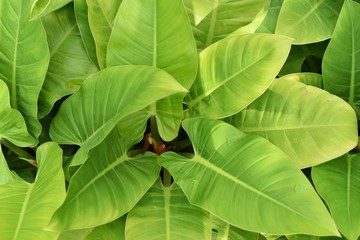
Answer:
xmin=322 ymin=0 xmax=360 ymax=117
xmin=158 ymin=118 xmax=339 ymax=236
xmin=49 ymin=65 xmax=187 ymax=166
xmin=39 ymin=3 xmax=99 ymax=118
xmin=0 ymin=142 xmax=65 ymax=240
xmin=126 ymin=178 xmax=211 ymax=240
xmin=0 ymin=80 xmax=36 ymax=147
xmin=312 ymin=153 xmax=360 ymax=240
xmin=275 ymin=0 xmax=343 ymax=44
xmin=49 ymin=127 xmax=161 ymax=230
xmin=0 ymin=0 xmax=50 ymax=139
xmin=227 ymin=78 xmax=357 ymax=168
xmin=30 ymin=0 xmax=72 ymax=20
xmin=184 ymin=34 xmax=292 ymax=119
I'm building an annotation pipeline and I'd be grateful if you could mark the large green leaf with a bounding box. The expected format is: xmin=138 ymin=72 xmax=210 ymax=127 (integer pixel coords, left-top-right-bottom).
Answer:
xmin=0 ymin=0 xmax=50 ymax=139
xmin=322 ymin=0 xmax=360 ymax=117
xmin=312 ymin=153 xmax=360 ymax=240
xmin=158 ymin=118 xmax=339 ymax=236
xmin=126 ymin=178 xmax=211 ymax=240
xmin=38 ymin=3 xmax=98 ymax=118
xmin=49 ymin=127 xmax=161 ymax=230
xmin=191 ymin=0 xmax=269 ymax=50
xmin=107 ymin=0 xmax=198 ymax=141
xmin=227 ymin=78 xmax=357 ymax=168
xmin=275 ymin=0 xmax=343 ymax=44
xmin=0 ymin=80 xmax=36 ymax=147
xmin=280 ymin=73 xmax=323 ymax=88
xmin=87 ymin=0 xmax=122 ymax=69
xmin=85 ymin=217 xmax=125 ymax=240
xmin=30 ymin=0 xmax=72 ymax=20
xmin=256 ymin=0 xmax=283 ymax=33
xmin=184 ymin=34 xmax=292 ymax=119
xmin=49 ymin=65 xmax=187 ymax=166
xmin=0 ymin=142 xmax=65 ymax=240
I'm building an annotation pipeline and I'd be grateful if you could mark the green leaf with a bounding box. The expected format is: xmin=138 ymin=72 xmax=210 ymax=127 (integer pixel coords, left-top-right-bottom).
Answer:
xmin=276 ymin=0 xmax=344 ymax=44
xmin=126 ymin=178 xmax=211 ymax=240
xmin=0 ymin=142 xmax=66 ymax=240
xmin=280 ymin=73 xmax=323 ymax=88
xmin=0 ymin=0 xmax=50 ymax=139
xmin=85 ymin=217 xmax=126 ymax=240
xmin=87 ymin=0 xmax=122 ymax=69
xmin=30 ymin=0 xmax=72 ymax=20
xmin=322 ymin=0 xmax=360 ymax=117
xmin=158 ymin=118 xmax=339 ymax=236
xmin=227 ymin=79 xmax=357 ymax=168
xmin=0 ymin=146 xmax=18 ymax=185
xmin=185 ymin=34 xmax=292 ymax=119
xmin=256 ymin=0 xmax=283 ymax=33
xmin=49 ymin=65 xmax=187 ymax=166
xmin=0 ymin=80 xmax=37 ymax=147
xmin=49 ymin=127 xmax=161 ymax=230
xmin=191 ymin=0 xmax=269 ymax=50
xmin=183 ymin=0 xmax=216 ymax=26
xmin=74 ymin=0 xmax=99 ymax=66
xmin=312 ymin=153 xmax=360 ymax=240
xmin=38 ymin=3 xmax=98 ymax=118
xmin=58 ymin=229 xmax=93 ymax=240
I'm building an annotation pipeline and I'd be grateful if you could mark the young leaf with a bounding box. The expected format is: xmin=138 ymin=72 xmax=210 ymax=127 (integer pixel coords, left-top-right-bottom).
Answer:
xmin=49 ymin=127 xmax=161 ymax=230
xmin=322 ymin=0 xmax=360 ymax=117
xmin=0 ymin=80 xmax=37 ymax=147
xmin=39 ymin=3 xmax=99 ymax=118
xmin=227 ymin=78 xmax=357 ymax=168
xmin=0 ymin=0 xmax=50 ymax=139
xmin=30 ymin=0 xmax=72 ymax=20
xmin=49 ymin=65 xmax=187 ymax=166
xmin=125 ymin=178 xmax=211 ymax=240
xmin=158 ymin=118 xmax=339 ymax=236
xmin=0 ymin=142 xmax=65 ymax=240
xmin=312 ymin=154 xmax=360 ymax=240
xmin=276 ymin=0 xmax=344 ymax=44
xmin=185 ymin=34 xmax=292 ymax=119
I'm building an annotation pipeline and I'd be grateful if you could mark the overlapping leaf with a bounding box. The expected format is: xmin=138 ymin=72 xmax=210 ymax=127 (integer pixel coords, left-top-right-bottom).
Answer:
xmin=227 ymin=78 xmax=357 ymax=168
xmin=184 ymin=34 xmax=292 ymax=119
xmin=30 ymin=0 xmax=72 ymax=20
xmin=85 ymin=217 xmax=125 ymax=240
xmin=256 ymin=0 xmax=283 ymax=33
xmin=39 ymin=3 xmax=98 ymax=118
xmin=0 ymin=0 xmax=50 ymax=139
xmin=126 ymin=178 xmax=211 ymax=240
xmin=280 ymin=73 xmax=323 ymax=88
xmin=49 ymin=127 xmax=161 ymax=230
xmin=276 ymin=0 xmax=344 ymax=44
xmin=312 ymin=154 xmax=360 ymax=240
xmin=322 ymin=0 xmax=360 ymax=117
xmin=158 ymin=118 xmax=339 ymax=236
xmin=49 ymin=65 xmax=187 ymax=166
xmin=0 ymin=142 xmax=65 ymax=240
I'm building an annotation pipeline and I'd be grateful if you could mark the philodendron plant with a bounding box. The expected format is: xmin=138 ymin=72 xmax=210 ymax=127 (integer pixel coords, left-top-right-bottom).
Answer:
xmin=1 ymin=0 xmax=360 ymax=239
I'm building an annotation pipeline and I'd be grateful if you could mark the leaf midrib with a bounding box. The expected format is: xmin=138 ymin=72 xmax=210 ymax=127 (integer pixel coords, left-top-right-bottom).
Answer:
xmin=13 ymin=184 xmax=33 ymax=240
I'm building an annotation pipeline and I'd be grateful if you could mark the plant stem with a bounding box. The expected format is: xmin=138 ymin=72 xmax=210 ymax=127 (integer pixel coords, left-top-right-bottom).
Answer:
xmin=0 ymin=139 xmax=34 ymax=159
xmin=162 ymin=168 xmax=172 ymax=187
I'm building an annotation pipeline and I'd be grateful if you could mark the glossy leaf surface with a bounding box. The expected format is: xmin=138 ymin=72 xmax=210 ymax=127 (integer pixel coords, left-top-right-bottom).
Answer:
xmin=126 ymin=178 xmax=211 ymax=240
xmin=185 ymin=34 xmax=292 ymax=119
xmin=227 ymin=79 xmax=357 ymax=168
xmin=31 ymin=0 xmax=72 ymax=20
xmin=0 ymin=142 xmax=65 ymax=240
xmin=312 ymin=154 xmax=360 ymax=240
xmin=158 ymin=118 xmax=339 ymax=236
xmin=322 ymin=0 xmax=360 ymax=117
xmin=276 ymin=0 xmax=343 ymax=44
xmin=49 ymin=66 xmax=187 ymax=165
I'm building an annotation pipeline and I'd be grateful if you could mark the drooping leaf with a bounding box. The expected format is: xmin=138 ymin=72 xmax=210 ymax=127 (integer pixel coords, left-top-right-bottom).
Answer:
xmin=49 ymin=127 xmax=161 ymax=230
xmin=227 ymin=78 xmax=357 ymax=168
xmin=275 ymin=0 xmax=344 ymax=44
xmin=85 ymin=217 xmax=126 ymax=240
xmin=322 ymin=0 xmax=360 ymax=117
xmin=0 ymin=80 xmax=37 ymax=147
xmin=0 ymin=0 xmax=50 ymax=139
xmin=126 ymin=178 xmax=211 ymax=240
xmin=39 ymin=3 xmax=98 ymax=118
xmin=158 ymin=118 xmax=339 ymax=236
xmin=87 ymin=0 xmax=122 ymax=69
xmin=280 ymin=73 xmax=323 ymax=88
xmin=312 ymin=153 xmax=360 ymax=240
xmin=256 ymin=0 xmax=283 ymax=33
xmin=0 ymin=142 xmax=65 ymax=240
xmin=74 ymin=0 xmax=98 ymax=66
xmin=191 ymin=0 xmax=269 ymax=50
xmin=30 ymin=0 xmax=72 ymax=20
xmin=184 ymin=34 xmax=292 ymax=119
xmin=107 ymin=0 xmax=198 ymax=141
xmin=49 ymin=65 xmax=187 ymax=166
